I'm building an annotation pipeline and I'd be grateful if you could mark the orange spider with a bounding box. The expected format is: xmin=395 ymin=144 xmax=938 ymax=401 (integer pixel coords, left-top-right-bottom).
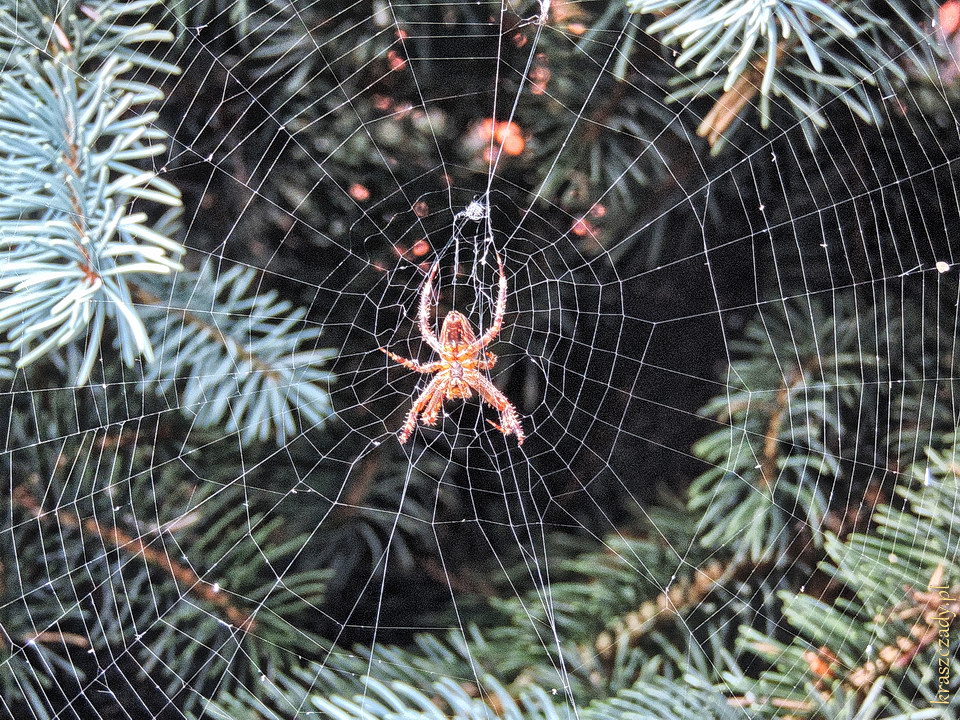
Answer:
xmin=380 ymin=254 xmax=525 ymax=445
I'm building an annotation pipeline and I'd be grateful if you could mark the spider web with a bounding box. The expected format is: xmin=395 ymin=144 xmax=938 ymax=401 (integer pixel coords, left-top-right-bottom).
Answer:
xmin=2 ymin=0 xmax=959 ymax=718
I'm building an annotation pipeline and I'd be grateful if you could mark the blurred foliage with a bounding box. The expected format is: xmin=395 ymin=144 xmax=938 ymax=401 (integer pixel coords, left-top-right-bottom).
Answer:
xmin=630 ymin=0 xmax=943 ymax=150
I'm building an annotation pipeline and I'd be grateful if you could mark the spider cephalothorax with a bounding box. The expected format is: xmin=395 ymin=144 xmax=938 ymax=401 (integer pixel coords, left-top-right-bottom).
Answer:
xmin=380 ymin=255 xmax=525 ymax=445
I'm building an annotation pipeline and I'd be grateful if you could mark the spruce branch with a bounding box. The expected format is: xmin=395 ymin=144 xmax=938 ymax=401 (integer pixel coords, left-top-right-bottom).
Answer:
xmin=729 ymin=434 xmax=960 ymax=717
xmin=0 ymin=0 xmax=180 ymax=74
xmin=0 ymin=1 xmax=184 ymax=384
xmin=630 ymin=0 xmax=858 ymax=93
xmin=690 ymin=301 xmax=850 ymax=563
xmin=844 ymin=566 xmax=959 ymax=691
xmin=11 ymin=481 xmax=259 ymax=632
xmin=696 ymin=42 xmax=788 ymax=146
xmin=631 ymin=1 xmax=943 ymax=148
xmin=3 ymin=422 xmax=331 ymax=715
xmin=0 ymin=1 xmax=337 ymax=444
xmin=688 ymin=289 xmax=953 ymax=569
xmin=197 ymin=646 xmax=742 ymax=720
xmin=593 ymin=559 xmax=732 ymax=660
xmin=135 ymin=263 xmax=336 ymax=444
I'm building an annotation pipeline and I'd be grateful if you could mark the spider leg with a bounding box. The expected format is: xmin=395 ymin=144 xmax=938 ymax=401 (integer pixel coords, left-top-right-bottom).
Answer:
xmin=472 ymin=252 xmax=508 ymax=352
xmin=419 ymin=262 xmax=443 ymax=354
xmin=419 ymin=379 xmax=448 ymax=428
xmin=398 ymin=407 xmax=421 ymax=444
xmin=476 ymin=351 xmax=497 ymax=370
xmin=473 ymin=373 xmax=525 ymax=445
xmin=380 ymin=348 xmax=442 ymax=373
xmin=398 ymin=375 xmax=443 ymax=443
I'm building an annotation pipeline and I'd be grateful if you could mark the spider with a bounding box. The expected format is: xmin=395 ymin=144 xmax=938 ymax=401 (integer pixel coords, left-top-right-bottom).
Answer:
xmin=380 ymin=254 xmax=525 ymax=445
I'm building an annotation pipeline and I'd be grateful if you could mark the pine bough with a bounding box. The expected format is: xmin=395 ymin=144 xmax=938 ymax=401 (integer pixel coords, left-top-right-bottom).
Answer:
xmin=0 ymin=0 xmax=335 ymax=443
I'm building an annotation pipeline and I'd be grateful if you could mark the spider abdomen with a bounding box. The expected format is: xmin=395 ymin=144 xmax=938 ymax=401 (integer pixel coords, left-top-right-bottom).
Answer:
xmin=439 ymin=311 xmax=478 ymax=347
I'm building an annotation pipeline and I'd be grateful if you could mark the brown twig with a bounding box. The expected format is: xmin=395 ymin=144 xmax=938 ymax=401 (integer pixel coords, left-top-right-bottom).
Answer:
xmin=13 ymin=483 xmax=257 ymax=632
xmin=730 ymin=566 xmax=959 ymax=713
xmin=846 ymin=565 xmax=959 ymax=690
xmin=342 ymin=452 xmax=380 ymax=511
xmin=594 ymin=560 xmax=729 ymax=658
xmin=23 ymin=630 xmax=89 ymax=648
xmin=760 ymin=362 xmax=815 ymax=487
xmin=420 ymin=557 xmax=497 ymax=597
xmin=60 ymin=125 xmax=100 ymax=285
xmin=697 ymin=42 xmax=790 ymax=147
